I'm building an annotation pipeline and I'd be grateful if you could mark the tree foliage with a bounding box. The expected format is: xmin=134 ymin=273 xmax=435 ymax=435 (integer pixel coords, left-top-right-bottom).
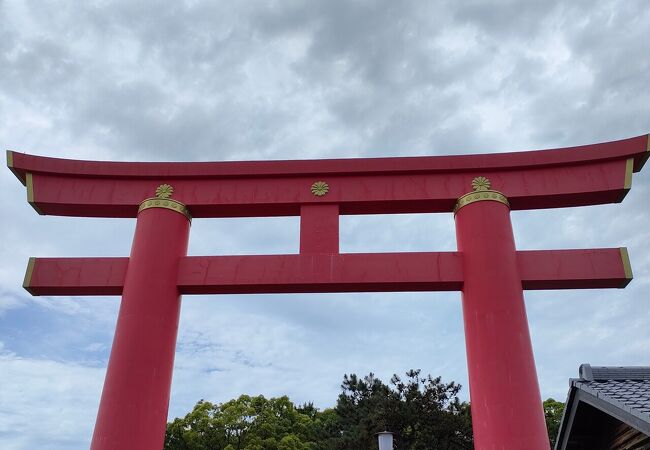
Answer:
xmin=334 ymin=370 xmax=472 ymax=449
xmin=165 ymin=371 xmax=563 ymax=450
xmin=165 ymin=395 xmax=325 ymax=450
xmin=543 ymin=398 xmax=565 ymax=448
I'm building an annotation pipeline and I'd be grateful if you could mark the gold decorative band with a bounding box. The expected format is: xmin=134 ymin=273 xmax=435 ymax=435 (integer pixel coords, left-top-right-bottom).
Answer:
xmin=25 ymin=172 xmax=44 ymax=215
xmin=624 ymin=158 xmax=633 ymax=190
xmin=26 ymin=172 xmax=34 ymax=203
xmin=138 ymin=197 xmax=192 ymax=222
xmin=23 ymin=257 xmax=35 ymax=289
xmin=620 ymin=247 xmax=633 ymax=284
xmin=454 ymin=190 xmax=510 ymax=214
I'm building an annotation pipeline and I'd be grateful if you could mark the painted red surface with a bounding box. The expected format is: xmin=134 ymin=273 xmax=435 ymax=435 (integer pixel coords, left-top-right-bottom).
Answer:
xmin=25 ymin=257 xmax=128 ymax=296
xmin=8 ymin=134 xmax=648 ymax=181
xmin=456 ymin=199 xmax=550 ymax=449
xmin=8 ymin=134 xmax=648 ymax=217
xmin=300 ymin=204 xmax=339 ymax=253
xmin=8 ymin=134 xmax=647 ymax=449
xmin=89 ymin=207 xmax=190 ymax=450
xmin=517 ymin=248 xmax=630 ymax=289
xmin=26 ymin=248 xmax=629 ymax=296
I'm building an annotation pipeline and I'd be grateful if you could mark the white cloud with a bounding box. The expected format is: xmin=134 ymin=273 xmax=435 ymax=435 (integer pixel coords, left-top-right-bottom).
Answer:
xmin=0 ymin=346 xmax=104 ymax=449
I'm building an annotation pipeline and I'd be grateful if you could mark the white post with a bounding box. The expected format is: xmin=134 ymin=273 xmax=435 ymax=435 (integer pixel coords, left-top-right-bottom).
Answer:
xmin=377 ymin=431 xmax=394 ymax=450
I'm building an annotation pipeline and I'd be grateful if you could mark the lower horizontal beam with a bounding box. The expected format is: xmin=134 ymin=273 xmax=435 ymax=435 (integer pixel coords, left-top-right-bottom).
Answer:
xmin=518 ymin=248 xmax=632 ymax=290
xmin=23 ymin=257 xmax=127 ymax=296
xmin=23 ymin=248 xmax=632 ymax=296
xmin=178 ymin=252 xmax=463 ymax=294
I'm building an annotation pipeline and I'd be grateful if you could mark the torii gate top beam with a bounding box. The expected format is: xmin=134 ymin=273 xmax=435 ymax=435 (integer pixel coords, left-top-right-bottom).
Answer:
xmin=7 ymin=134 xmax=649 ymax=218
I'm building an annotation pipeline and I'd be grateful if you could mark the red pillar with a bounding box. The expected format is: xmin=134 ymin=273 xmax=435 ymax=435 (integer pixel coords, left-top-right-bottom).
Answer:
xmin=91 ymin=197 xmax=191 ymax=450
xmin=455 ymin=185 xmax=549 ymax=449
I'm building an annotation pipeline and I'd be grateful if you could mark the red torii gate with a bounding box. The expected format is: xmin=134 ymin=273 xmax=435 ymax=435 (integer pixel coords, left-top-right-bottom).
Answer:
xmin=7 ymin=134 xmax=648 ymax=450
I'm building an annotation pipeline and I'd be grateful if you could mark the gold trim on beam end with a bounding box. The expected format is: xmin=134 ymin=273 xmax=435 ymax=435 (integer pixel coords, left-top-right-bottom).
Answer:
xmin=25 ymin=173 xmax=44 ymax=215
xmin=618 ymin=158 xmax=635 ymax=203
xmin=624 ymin=158 xmax=633 ymax=190
xmin=138 ymin=197 xmax=192 ymax=222
xmin=23 ymin=257 xmax=37 ymax=295
xmin=619 ymin=247 xmax=633 ymax=288
xmin=454 ymin=190 xmax=510 ymax=215
xmin=6 ymin=150 xmax=25 ymax=185
xmin=26 ymin=172 xmax=34 ymax=202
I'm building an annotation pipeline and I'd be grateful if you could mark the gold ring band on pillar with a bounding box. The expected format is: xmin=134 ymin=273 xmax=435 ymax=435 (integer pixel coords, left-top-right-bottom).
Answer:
xmin=138 ymin=197 xmax=192 ymax=222
xmin=453 ymin=177 xmax=510 ymax=215
xmin=454 ymin=190 xmax=510 ymax=214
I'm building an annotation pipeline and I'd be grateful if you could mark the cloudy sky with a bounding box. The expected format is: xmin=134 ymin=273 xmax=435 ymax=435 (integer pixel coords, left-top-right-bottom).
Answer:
xmin=1 ymin=0 xmax=649 ymax=448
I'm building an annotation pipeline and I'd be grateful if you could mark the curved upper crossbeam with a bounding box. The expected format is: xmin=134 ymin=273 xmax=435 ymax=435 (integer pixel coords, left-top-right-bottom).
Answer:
xmin=7 ymin=134 xmax=649 ymax=218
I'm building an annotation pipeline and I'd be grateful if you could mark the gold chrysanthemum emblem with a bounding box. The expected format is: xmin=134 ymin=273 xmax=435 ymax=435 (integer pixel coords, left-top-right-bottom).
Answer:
xmin=471 ymin=177 xmax=491 ymax=192
xmin=155 ymin=184 xmax=174 ymax=199
xmin=311 ymin=181 xmax=329 ymax=196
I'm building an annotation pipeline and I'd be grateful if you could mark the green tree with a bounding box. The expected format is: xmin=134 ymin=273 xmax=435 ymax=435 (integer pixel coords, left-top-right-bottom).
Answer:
xmin=335 ymin=370 xmax=473 ymax=450
xmin=165 ymin=395 xmax=320 ymax=450
xmin=296 ymin=403 xmax=340 ymax=450
xmin=543 ymin=398 xmax=565 ymax=448
xmin=165 ymin=371 xmax=473 ymax=450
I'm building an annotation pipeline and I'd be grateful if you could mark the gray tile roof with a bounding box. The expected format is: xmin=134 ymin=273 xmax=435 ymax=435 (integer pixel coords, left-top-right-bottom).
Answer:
xmin=572 ymin=364 xmax=650 ymax=429
xmin=556 ymin=365 xmax=650 ymax=449
xmin=580 ymin=364 xmax=650 ymax=382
